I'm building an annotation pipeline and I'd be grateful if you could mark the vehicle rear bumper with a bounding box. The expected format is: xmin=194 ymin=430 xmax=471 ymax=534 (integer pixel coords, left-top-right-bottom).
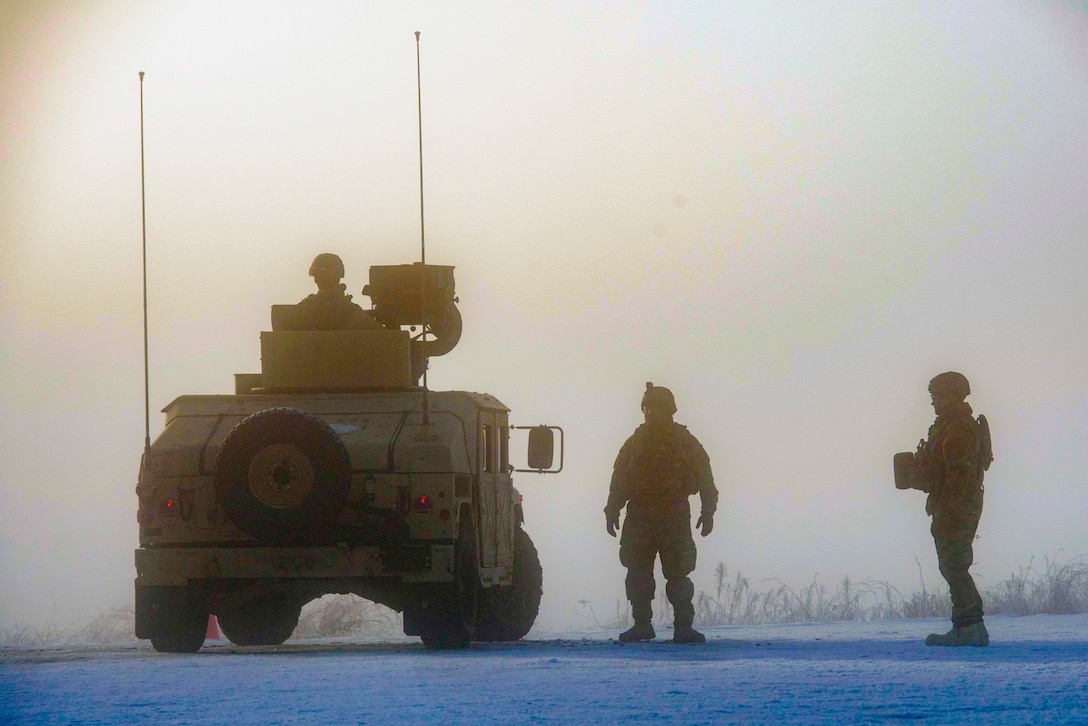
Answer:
xmin=134 ymin=543 xmax=455 ymax=586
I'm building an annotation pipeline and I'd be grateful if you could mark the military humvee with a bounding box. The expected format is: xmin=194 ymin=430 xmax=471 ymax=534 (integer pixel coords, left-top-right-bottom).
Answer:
xmin=134 ymin=263 xmax=560 ymax=652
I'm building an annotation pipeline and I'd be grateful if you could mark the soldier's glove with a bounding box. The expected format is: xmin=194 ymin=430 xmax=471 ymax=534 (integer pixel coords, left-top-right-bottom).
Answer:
xmin=696 ymin=512 xmax=714 ymax=537
xmin=605 ymin=511 xmax=620 ymax=538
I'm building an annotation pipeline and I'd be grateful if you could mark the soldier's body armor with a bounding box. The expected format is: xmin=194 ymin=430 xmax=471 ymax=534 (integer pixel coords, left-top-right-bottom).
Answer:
xmin=295 ymin=289 xmax=381 ymax=331
xmin=606 ymin=422 xmax=717 ymax=519
xmin=916 ymin=402 xmax=984 ymax=513
xmin=625 ymin=423 xmax=699 ymax=510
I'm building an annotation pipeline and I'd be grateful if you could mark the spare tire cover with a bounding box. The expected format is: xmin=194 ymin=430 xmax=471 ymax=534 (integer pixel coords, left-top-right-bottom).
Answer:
xmin=215 ymin=407 xmax=350 ymax=543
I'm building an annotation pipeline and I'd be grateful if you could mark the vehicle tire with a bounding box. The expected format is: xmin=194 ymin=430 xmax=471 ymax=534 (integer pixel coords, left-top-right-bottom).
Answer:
xmin=149 ymin=598 xmax=209 ymax=654
xmin=218 ymin=597 xmax=301 ymax=646
xmin=215 ymin=408 xmax=350 ymax=543
xmin=420 ymin=520 xmax=478 ymax=649
xmin=473 ymin=528 xmax=543 ymax=642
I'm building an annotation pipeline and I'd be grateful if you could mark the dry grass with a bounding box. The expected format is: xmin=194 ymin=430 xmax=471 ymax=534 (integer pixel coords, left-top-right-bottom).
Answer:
xmin=0 ymin=605 xmax=137 ymax=647
xmin=690 ymin=553 xmax=1088 ymax=627
xmin=572 ymin=599 xmax=632 ymax=630
xmin=985 ymin=552 xmax=1088 ymax=616
xmin=692 ymin=559 xmax=951 ymax=626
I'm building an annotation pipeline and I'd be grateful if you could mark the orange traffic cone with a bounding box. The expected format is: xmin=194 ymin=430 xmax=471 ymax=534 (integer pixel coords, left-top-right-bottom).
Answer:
xmin=205 ymin=615 xmax=221 ymax=640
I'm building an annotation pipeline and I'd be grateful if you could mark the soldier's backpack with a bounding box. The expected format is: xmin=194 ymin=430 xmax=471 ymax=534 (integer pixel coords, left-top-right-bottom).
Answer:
xmin=977 ymin=414 xmax=993 ymax=472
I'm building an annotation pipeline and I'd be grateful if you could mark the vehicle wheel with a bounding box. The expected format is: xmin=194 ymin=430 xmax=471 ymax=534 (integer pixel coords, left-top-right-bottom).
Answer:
xmin=215 ymin=408 xmax=350 ymax=543
xmin=149 ymin=599 xmax=209 ymax=654
xmin=218 ymin=597 xmax=301 ymax=646
xmin=473 ymin=528 xmax=543 ymax=642
xmin=420 ymin=520 xmax=478 ymax=649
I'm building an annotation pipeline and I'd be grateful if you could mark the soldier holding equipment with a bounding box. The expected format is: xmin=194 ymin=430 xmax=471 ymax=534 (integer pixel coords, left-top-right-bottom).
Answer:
xmin=896 ymin=371 xmax=993 ymax=647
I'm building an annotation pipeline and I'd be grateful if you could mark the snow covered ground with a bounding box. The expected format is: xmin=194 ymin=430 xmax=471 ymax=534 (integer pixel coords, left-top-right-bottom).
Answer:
xmin=3 ymin=614 xmax=1087 ymax=724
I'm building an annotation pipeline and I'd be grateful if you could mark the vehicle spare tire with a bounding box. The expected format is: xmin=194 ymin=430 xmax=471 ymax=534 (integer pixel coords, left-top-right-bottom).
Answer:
xmin=215 ymin=407 xmax=350 ymax=543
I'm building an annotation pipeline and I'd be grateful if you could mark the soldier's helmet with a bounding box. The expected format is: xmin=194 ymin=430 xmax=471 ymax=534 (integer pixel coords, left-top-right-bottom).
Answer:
xmin=641 ymin=382 xmax=677 ymax=415
xmin=309 ymin=253 xmax=345 ymax=279
xmin=928 ymin=371 xmax=970 ymax=399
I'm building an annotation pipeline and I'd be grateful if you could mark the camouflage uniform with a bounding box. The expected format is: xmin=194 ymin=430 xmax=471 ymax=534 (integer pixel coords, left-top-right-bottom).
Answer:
xmin=907 ymin=371 xmax=991 ymax=648
xmin=295 ymin=287 xmax=382 ymax=331
xmin=605 ymin=419 xmax=718 ymax=631
xmin=295 ymin=253 xmax=383 ymax=331
xmin=917 ymin=399 xmax=986 ymax=629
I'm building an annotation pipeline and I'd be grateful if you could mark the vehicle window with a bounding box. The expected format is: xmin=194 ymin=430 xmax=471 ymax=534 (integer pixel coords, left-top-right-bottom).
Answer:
xmin=499 ymin=426 xmax=509 ymax=473
xmin=482 ymin=423 xmax=494 ymax=473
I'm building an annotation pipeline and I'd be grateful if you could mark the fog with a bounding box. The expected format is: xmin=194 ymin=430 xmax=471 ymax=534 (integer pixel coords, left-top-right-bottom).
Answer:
xmin=2 ymin=1 xmax=1087 ymax=631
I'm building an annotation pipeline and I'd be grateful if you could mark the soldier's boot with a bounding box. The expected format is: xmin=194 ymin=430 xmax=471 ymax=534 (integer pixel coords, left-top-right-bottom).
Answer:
xmin=925 ymin=621 xmax=989 ymax=647
xmin=619 ymin=621 xmax=656 ymax=642
xmin=619 ymin=602 xmax=655 ymax=642
xmin=669 ymin=594 xmax=703 ymax=644
xmin=672 ymin=625 xmax=706 ymax=644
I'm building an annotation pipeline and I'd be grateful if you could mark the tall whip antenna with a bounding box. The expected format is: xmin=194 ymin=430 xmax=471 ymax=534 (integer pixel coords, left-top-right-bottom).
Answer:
xmin=415 ymin=31 xmax=430 ymax=425
xmin=139 ymin=71 xmax=152 ymax=467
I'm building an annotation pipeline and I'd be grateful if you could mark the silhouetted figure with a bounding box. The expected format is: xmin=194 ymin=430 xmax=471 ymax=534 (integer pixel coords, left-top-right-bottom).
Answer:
xmin=908 ymin=371 xmax=993 ymax=647
xmin=295 ymin=253 xmax=382 ymax=330
xmin=604 ymin=382 xmax=718 ymax=644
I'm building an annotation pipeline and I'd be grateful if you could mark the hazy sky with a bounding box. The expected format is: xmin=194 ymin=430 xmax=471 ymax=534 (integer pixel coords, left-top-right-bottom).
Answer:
xmin=2 ymin=1 xmax=1087 ymax=630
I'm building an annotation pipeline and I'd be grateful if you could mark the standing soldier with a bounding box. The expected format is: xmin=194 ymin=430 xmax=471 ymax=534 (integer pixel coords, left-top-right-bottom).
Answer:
xmin=900 ymin=371 xmax=992 ymax=647
xmin=604 ymin=382 xmax=718 ymax=644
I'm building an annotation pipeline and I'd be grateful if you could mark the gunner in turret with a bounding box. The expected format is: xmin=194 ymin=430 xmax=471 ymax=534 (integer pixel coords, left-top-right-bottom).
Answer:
xmin=295 ymin=253 xmax=383 ymax=331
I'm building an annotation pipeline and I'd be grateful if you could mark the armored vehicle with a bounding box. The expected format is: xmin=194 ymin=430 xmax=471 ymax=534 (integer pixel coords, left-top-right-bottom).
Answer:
xmin=135 ymin=263 xmax=560 ymax=652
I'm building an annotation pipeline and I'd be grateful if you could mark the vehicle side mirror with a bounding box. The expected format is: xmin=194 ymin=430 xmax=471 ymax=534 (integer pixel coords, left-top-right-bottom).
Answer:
xmin=513 ymin=425 xmax=563 ymax=474
xmin=527 ymin=427 xmax=554 ymax=470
